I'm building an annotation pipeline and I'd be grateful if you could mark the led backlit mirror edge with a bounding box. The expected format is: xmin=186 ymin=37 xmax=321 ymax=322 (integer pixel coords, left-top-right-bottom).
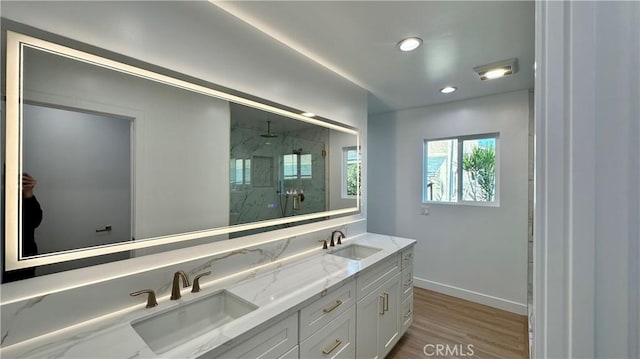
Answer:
xmin=3 ymin=30 xmax=360 ymax=270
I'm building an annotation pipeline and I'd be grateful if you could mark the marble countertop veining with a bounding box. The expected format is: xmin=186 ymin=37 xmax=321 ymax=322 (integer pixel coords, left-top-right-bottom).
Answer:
xmin=1 ymin=233 xmax=415 ymax=359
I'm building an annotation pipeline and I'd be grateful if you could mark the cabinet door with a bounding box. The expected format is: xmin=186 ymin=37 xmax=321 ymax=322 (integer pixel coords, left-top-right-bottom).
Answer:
xmin=356 ymin=287 xmax=383 ymax=359
xmin=378 ymin=272 xmax=401 ymax=358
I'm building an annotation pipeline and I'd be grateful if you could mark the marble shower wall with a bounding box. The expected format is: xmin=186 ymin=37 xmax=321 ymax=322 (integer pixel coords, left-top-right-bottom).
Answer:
xmin=230 ymin=125 xmax=328 ymax=226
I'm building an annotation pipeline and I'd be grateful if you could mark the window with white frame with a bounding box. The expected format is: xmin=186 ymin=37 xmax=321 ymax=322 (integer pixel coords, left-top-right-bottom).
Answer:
xmin=342 ymin=146 xmax=360 ymax=198
xmin=423 ymin=134 xmax=498 ymax=204
xmin=283 ymin=153 xmax=312 ymax=180
xmin=230 ymin=158 xmax=251 ymax=185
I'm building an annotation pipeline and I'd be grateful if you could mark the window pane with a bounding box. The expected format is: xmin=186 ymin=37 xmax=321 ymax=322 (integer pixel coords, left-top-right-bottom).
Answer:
xmin=230 ymin=158 xmax=237 ymax=185
xmin=343 ymin=147 xmax=360 ymax=197
xmin=244 ymin=159 xmax=251 ymax=184
xmin=283 ymin=154 xmax=297 ymax=179
xmin=346 ymin=162 xmax=358 ymax=196
xmin=300 ymin=154 xmax=312 ymax=179
xmin=235 ymin=159 xmax=244 ymax=184
xmin=462 ymin=138 xmax=496 ymax=202
xmin=347 ymin=149 xmax=358 ymax=163
xmin=424 ymin=139 xmax=457 ymax=202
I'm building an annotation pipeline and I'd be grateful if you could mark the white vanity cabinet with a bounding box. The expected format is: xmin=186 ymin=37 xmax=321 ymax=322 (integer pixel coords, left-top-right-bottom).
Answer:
xmin=213 ymin=312 xmax=298 ymax=359
xmin=355 ymin=272 xmax=402 ymax=359
xmin=355 ymin=246 xmax=414 ymax=359
xmin=354 ymin=252 xmax=402 ymax=358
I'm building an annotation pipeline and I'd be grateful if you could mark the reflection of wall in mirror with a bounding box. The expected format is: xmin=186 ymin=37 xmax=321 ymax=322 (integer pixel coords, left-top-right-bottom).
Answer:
xmin=23 ymin=104 xmax=132 ymax=275
xmin=329 ymin=130 xmax=359 ymax=210
xmin=21 ymin=46 xmax=231 ymax=258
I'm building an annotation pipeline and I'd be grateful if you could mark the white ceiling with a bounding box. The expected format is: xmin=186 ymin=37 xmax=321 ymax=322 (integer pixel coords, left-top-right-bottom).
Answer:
xmin=214 ymin=1 xmax=535 ymax=115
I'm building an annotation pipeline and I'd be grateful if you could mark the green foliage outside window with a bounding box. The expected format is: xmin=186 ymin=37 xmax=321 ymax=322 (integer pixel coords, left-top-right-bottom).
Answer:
xmin=347 ymin=162 xmax=359 ymax=196
xmin=462 ymin=146 xmax=495 ymax=201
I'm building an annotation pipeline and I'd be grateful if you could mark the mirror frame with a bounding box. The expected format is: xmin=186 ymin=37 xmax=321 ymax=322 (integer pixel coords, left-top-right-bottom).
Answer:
xmin=4 ymin=31 xmax=360 ymax=270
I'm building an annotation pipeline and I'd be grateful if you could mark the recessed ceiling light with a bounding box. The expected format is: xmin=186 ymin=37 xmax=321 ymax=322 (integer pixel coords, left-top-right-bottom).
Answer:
xmin=397 ymin=37 xmax=423 ymax=52
xmin=301 ymin=112 xmax=316 ymax=118
xmin=440 ymin=86 xmax=457 ymax=94
xmin=484 ymin=68 xmax=508 ymax=80
xmin=473 ymin=58 xmax=518 ymax=81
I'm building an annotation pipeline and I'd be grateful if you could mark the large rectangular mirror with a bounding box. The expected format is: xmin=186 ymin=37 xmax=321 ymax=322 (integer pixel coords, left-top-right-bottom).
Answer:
xmin=2 ymin=31 xmax=359 ymax=276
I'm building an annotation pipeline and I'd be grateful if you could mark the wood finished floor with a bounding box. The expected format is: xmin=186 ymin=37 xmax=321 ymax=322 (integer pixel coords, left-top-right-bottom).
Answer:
xmin=387 ymin=287 xmax=528 ymax=359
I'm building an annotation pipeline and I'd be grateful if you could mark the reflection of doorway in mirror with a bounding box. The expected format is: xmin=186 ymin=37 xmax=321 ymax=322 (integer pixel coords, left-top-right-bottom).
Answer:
xmin=22 ymin=104 xmax=132 ymax=274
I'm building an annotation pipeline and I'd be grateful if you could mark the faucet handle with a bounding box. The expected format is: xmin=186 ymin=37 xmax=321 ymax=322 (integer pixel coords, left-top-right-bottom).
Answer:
xmin=191 ymin=271 xmax=212 ymax=293
xmin=130 ymin=289 xmax=158 ymax=308
xmin=319 ymin=240 xmax=328 ymax=249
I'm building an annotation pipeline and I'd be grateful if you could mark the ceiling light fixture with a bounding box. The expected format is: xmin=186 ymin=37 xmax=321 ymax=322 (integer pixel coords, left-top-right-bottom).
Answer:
xmin=440 ymin=86 xmax=457 ymax=94
xmin=473 ymin=58 xmax=518 ymax=80
xmin=397 ymin=37 xmax=423 ymax=52
xmin=301 ymin=112 xmax=316 ymax=118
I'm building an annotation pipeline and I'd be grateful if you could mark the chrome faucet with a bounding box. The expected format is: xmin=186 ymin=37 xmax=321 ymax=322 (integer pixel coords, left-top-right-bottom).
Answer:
xmin=171 ymin=270 xmax=191 ymax=300
xmin=332 ymin=230 xmax=346 ymax=245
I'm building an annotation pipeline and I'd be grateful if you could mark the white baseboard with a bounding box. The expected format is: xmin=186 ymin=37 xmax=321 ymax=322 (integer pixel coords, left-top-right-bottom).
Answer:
xmin=413 ymin=277 xmax=528 ymax=315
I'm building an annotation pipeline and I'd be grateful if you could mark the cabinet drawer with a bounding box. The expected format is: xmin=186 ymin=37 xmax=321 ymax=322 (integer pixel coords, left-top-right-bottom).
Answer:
xmin=300 ymin=305 xmax=356 ymax=359
xmin=217 ymin=312 xmax=298 ymax=359
xmin=278 ymin=345 xmax=299 ymax=359
xmin=402 ymin=268 xmax=413 ymax=300
xmin=300 ymin=279 xmax=356 ymax=341
xmin=400 ymin=294 xmax=413 ymax=335
xmin=401 ymin=247 xmax=414 ymax=270
xmin=356 ymin=254 xmax=401 ymax=300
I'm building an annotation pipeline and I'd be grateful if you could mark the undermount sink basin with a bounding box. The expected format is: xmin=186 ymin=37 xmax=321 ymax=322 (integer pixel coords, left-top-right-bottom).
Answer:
xmin=132 ymin=290 xmax=257 ymax=354
xmin=329 ymin=244 xmax=381 ymax=261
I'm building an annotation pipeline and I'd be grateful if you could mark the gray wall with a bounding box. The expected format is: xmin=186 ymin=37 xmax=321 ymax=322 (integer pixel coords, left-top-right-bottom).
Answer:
xmin=369 ymin=90 xmax=530 ymax=313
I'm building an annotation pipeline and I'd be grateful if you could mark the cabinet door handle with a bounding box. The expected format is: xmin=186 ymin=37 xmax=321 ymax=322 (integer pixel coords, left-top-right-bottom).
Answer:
xmin=379 ymin=295 xmax=385 ymax=315
xmin=404 ymin=309 xmax=413 ymax=318
xmin=383 ymin=292 xmax=389 ymax=312
xmin=96 ymin=225 xmax=112 ymax=233
xmin=323 ymin=299 xmax=343 ymax=313
xmin=322 ymin=339 xmax=342 ymax=355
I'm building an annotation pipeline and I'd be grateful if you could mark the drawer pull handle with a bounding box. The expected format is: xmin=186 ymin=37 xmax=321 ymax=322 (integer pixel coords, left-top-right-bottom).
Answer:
xmin=379 ymin=295 xmax=385 ymax=315
xmin=322 ymin=339 xmax=342 ymax=355
xmin=404 ymin=309 xmax=413 ymax=318
xmin=383 ymin=292 xmax=389 ymax=312
xmin=323 ymin=299 xmax=343 ymax=313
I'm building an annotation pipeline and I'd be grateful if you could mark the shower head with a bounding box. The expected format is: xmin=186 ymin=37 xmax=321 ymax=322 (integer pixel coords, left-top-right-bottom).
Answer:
xmin=260 ymin=121 xmax=278 ymax=138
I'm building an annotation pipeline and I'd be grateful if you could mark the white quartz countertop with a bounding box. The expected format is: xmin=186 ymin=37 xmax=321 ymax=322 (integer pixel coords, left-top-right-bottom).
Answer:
xmin=1 ymin=233 xmax=415 ymax=358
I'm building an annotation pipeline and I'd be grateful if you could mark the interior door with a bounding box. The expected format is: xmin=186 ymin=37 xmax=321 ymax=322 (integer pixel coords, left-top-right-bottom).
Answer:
xmin=22 ymin=104 xmax=132 ymax=261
